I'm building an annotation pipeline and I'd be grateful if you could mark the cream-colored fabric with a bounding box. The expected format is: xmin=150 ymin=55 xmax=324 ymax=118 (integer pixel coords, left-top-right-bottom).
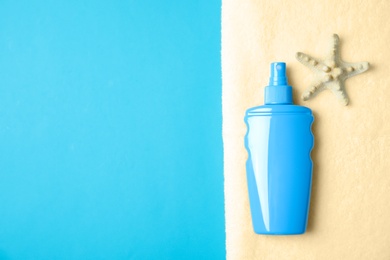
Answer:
xmin=222 ymin=1 xmax=390 ymax=259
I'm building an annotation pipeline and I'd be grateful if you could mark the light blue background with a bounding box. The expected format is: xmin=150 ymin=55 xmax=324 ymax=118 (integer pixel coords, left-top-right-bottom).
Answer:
xmin=0 ymin=1 xmax=224 ymax=259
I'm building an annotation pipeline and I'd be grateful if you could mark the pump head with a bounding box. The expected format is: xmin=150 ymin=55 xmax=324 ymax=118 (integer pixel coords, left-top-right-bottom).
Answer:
xmin=264 ymin=62 xmax=293 ymax=105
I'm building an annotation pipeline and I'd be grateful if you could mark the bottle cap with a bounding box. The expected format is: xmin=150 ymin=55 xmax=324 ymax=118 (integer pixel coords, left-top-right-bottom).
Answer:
xmin=264 ymin=62 xmax=293 ymax=104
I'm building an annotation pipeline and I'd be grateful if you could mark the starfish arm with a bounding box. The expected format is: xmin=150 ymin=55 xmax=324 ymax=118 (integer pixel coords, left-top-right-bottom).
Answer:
xmin=342 ymin=61 xmax=370 ymax=79
xmin=296 ymin=52 xmax=324 ymax=71
xmin=330 ymin=34 xmax=341 ymax=60
xmin=328 ymin=81 xmax=349 ymax=105
xmin=301 ymin=82 xmax=325 ymax=101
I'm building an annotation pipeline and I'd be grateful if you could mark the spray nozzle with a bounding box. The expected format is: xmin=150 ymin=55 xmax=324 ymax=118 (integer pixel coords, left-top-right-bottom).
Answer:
xmin=269 ymin=62 xmax=288 ymax=86
xmin=264 ymin=62 xmax=293 ymax=105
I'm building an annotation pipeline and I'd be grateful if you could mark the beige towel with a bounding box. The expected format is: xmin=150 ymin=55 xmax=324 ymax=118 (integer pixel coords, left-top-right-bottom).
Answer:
xmin=222 ymin=1 xmax=390 ymax=259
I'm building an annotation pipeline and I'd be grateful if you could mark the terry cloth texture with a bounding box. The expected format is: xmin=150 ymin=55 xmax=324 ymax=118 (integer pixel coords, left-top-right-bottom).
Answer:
xmin=222 ymin=0 xmax=390 ymax=259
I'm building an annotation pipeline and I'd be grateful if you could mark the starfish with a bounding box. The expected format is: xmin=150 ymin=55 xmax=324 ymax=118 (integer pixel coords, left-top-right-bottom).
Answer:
xmin=296 ymin=34 xmax=370 ymax=105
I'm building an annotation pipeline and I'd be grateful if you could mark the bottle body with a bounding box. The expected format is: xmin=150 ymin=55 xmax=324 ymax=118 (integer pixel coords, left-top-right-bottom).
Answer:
xmin=244 ymin=105 xmax=314 ymax=235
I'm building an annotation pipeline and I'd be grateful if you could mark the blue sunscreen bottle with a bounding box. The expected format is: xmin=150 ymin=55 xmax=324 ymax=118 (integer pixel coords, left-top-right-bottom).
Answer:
xmin=244 ymin=62 xmax=314 ymax=235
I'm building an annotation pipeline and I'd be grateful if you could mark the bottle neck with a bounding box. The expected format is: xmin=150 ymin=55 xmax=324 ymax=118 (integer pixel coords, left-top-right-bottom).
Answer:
xmin=265 ymin=85 xmax=293 ymax=104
